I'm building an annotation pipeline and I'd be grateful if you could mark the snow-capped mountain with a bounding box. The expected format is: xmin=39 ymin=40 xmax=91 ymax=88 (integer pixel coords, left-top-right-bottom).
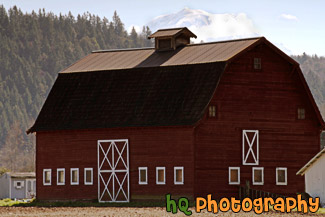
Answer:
xmin=147 ymin=7 xmax=260 ymax=43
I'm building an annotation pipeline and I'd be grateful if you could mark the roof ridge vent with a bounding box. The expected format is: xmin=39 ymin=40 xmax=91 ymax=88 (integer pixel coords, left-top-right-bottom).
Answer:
xmin=148 ymin=27 xmax=197 ymax=51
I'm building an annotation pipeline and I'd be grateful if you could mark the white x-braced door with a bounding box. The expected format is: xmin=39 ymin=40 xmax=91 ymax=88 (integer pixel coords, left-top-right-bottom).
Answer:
xmin=242 ymin=130 xmax=259 ymax=165
xmin=97 ymin=139 xmax=129 ymax=202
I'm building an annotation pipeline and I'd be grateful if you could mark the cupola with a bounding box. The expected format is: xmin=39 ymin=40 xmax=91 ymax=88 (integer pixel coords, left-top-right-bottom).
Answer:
xmin=148 ymin=27 xmax=197 ymax=51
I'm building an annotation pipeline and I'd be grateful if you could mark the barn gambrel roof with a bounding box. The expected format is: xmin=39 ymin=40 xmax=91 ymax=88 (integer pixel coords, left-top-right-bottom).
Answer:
xmin=27 ymin=37 xmax=324 ymax=133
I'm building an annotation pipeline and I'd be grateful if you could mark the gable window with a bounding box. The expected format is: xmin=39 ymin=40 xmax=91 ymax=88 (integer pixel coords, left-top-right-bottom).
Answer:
xmin=242 ymin=130 xmax=259 ymax=165
xmin=254 ymin=58 xmax=261 ymax=69
xmin=138 ymin=167 xmax=148 ymax=185
xmin=43 ymin=169 xmax=51 ymax=186
xmin=297 ymin=108 xmax=305 ymax=119
xmin=84 ymin=168 xmax=93 ymax=185
xmin=156 ymin=167 xmax=166 ymax=185
xmin=252 ymin=167 xmax=264 ymax=185
xmin=71 ymin=168 xmax=79 ymax=185
xmin=174 ymin=167 xmax=184 ymax=185
xmin=229 ymin=167 xmax=240 ymax=185
xmin=57 ymin=168 xmax=65 ymax=185
xmin=276 ymin=167 xmax=287 ymax=185
xmin=208 ymin=105 xmax=217 ymax=118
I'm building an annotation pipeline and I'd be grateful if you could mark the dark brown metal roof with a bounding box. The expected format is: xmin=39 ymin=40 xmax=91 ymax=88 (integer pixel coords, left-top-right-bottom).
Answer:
xmin=148 ymin=27 xmax=197 ymax=39
xmin=61 ymin=37 xmax=261 ymax=73
xmin=28 ymin=63 xmax=226 ymax=133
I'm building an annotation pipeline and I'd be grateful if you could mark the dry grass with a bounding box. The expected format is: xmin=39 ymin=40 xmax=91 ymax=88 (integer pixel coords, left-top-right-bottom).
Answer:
xmin=0 ymin=207 xmax=322 ymax=217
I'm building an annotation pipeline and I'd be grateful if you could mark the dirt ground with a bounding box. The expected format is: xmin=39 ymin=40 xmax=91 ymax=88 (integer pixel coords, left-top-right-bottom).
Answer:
xmin=0 ymin=207 xmax=322 ymax=217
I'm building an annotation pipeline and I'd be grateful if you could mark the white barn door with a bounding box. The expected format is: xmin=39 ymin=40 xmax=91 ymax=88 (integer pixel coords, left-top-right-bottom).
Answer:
xmin=242 ymin=130 xmax=259 ymax=165
xmin=97 ymin=139 xmax=129 ymax=202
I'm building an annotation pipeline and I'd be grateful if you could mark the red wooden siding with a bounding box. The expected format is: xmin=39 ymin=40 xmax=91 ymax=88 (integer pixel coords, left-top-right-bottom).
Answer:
xmin=34 ymin=41 xmax=323 ymax=201
xmin=194 ymin=44 xmax=321 ymax=198
xmin=36 ymin=126 xmax=194 ymax=200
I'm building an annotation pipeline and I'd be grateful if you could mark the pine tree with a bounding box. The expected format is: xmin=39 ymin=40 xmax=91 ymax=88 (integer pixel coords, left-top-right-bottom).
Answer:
xmin=130 ymin=26 xmax=138 ymax=47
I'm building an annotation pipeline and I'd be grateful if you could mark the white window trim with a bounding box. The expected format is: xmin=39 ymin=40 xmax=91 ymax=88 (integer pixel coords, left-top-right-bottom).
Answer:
xmin=14 ymin=180 xmax=24 ymax=189
xmin=70 ymin=168 xmax=79 ymax=185
xmin=43 ymin=169 xmax=51 ymax=186
xmin=242 ymin=130 xmax=259 ymax=165
xmin=57 ymin=168 xmax=65 ymax=185
xmin=156 ymin=167 xmax=166 ymax=185
xmin=276 ymin=167 xmax=287 ymax=185
xmin=84 ymin=168 xmax=93 ymax=185
xmin=174 ymin=167 xmax=184 ymax=185
xmin=228 ymin=167 xmax=240 ymax=185
xmin=138 ymin=167 xmax=148 ymax=185
xmin=252 ymin=167 xmax=264 ymax=185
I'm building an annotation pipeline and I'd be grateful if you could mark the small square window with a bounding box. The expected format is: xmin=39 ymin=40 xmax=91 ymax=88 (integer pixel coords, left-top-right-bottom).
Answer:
xmin=174 ymin=167 xmax=184 ymax=185
xmin=43 ymin=169 xmax=51 ymax=186
xmin=14 ymin=181 xmax=24 ymax=189
xmin=71 ymin=168 xmax=79 ymax=185
xmin=276 ymin=168 xmax=287 ymax=185
xmin=138 ymin=167 xmax=148 ymax=185
xmin=297 ymin=108 xmax=305 ymax=119
xmin=254 ymin=58 xmax=261 ymax=69
xmin=252 ymin=167 xmax=264 ymax=185
xmin=229 ymin=167 xmax=240 ymax=185
xmin=208 ymin=105 xmax=216 ymax=117
xmin=84 ymin=168 xmax=93 ymax=185
xmin=57 ymin=168 xmax=65 ymax=185
xmin=156 ymin=167 xmax=165 ymax=185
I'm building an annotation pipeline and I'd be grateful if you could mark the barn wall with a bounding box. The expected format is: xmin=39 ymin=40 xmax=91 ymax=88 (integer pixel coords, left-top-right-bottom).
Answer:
xmin=36 ymin=126 xmax=194 ymax=200
xmin=195 ymin=44 xmax=321 ymax=198
xmin=305 ymin=154 xmax=325 ymax=205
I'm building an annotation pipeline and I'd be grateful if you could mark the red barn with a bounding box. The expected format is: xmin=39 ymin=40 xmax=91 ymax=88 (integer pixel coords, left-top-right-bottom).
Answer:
xmin=28 ymin=28 xmax=324 ymax=202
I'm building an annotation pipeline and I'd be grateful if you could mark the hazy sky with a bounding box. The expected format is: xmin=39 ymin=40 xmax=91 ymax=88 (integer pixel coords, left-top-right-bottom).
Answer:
xmin=1 ymin=0 xmax=324 ymax=56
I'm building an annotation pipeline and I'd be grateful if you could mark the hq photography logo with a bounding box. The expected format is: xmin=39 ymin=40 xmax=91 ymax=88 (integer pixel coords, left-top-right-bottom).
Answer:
xmin=165 ymin=194 xmax=320 ymax=215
